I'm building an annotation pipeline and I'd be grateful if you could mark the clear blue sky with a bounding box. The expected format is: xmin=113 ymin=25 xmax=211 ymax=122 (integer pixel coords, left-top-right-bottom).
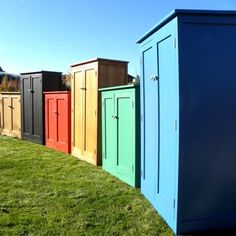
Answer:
xmin=1 ymin=0 xmax=236 ymax=76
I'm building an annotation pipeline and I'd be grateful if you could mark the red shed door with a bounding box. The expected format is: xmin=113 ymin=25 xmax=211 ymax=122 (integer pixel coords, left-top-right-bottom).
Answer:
xmin=45 ymin=93 xmax=70 ymax=154
xmin=46 ymin=96 xmax=57 ymax=144
xmin=56 ymin=94 xmax=69 ymax=152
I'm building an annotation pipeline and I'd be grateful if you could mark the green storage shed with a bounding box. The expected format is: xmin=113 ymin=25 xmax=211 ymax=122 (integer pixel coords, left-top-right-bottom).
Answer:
xmin=100 ymin=84 xmax=140 ymax=187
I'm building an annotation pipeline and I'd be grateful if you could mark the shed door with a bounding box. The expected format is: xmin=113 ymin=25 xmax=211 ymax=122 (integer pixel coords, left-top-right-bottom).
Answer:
xmin=31 ymin=76 xmax=42 ymax=139
xmin=141 ymin=43 xmax=159 ymax=201
xmin=83 ymin=69 xmax=97 ymax=159
xmin=12 ymin=96 xmax=21 ymax=134
xmin=115 ymin=90 xmax=135 ymax=185
xmin=22 ymin=76 xmax=32 ymax=135
xmin=73 ymin=71 xmax=83 ymax=150
xmin=155 ymin=29 xmax=178 ymax=226
xmin=57 ymin=95 xmax=68 ymax=146
xmin=102 ymin=92 xmax=116 ymax=173
xmin=46 ymin=96 xmax=57 ymax=143
xmin=141 ymin=26 xmax=178 ymax=227
xmin=2 ymin=96 xmax=11 ymax=132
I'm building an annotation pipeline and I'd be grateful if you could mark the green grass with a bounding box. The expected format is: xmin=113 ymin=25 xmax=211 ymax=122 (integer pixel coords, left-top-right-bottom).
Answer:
xmin=0 ymin=135 xmax=172 ymax=236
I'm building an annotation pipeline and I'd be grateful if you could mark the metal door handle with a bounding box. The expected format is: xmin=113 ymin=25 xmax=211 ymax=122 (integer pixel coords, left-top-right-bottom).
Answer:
xmin=112 ymin=115 xmax=118 ymax=119
xmin=8 ymin=105 xmax=13 ymax=108
xmin=80 ymin=87 xmax=86 ymax=90
xmin=53 ymin=111 xmax=58 ymax=114
xmin=150 ymin=75 xmax=158 ymax=81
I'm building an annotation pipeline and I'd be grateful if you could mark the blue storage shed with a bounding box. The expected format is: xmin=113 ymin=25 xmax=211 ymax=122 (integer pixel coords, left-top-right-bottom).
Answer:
xmin=137 ymin=9 xmax=236 ymax=235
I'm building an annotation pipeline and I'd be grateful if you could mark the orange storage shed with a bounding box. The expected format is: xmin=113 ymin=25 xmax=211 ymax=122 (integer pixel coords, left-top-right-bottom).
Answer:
xmin=71 ymin=58 xmax=128 ymax=165
xmin=44 ymin=91 xmax=71 ymax=153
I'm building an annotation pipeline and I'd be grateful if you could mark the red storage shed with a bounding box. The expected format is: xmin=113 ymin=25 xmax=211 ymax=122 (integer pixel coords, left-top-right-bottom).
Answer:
xmin=44 ymin=91 xmax=71 ymax=153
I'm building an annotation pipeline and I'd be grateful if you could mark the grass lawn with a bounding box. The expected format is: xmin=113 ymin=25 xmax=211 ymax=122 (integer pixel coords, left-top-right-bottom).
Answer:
xmin=0 ymin=135 xmax=172 ymax=236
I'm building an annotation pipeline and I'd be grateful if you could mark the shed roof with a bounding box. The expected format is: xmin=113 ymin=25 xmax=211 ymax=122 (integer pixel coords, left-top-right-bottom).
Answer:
xmin=137 ymin=9 xmax=236 ymax=43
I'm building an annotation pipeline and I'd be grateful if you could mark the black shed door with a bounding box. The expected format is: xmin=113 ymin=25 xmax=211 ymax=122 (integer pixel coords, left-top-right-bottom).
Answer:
xmin=22 ymin=76 xmax=32 ymax=135
xmin=31 ymin=75 xmax=42 ymax=140
xmin=22 ymin=74 xmax=43 ymax=143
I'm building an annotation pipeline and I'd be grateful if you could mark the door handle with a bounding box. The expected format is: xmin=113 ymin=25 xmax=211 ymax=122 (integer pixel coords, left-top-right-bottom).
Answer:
xmin=53 ymin=111 xmax=58 ymax=114
xmin=112 ymin=115 xmax=118 ymax=119
xmin=28 ymin=89 xmax=34 ymax=93
xmin=150 ymin=75 xmax=158 ymax=81
xmin=80 ymin=87 xmax=86 ymax=90
xmin=8 ymin=105 xmax=13 ymax=108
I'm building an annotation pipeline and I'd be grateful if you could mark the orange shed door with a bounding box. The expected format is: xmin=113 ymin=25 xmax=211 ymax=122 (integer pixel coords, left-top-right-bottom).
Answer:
xmin=72 ymin=68 xmax=97 ymax=164
xmin=11 ymin=96 xmax=21 ymax=137
xmin=2 ymin=96 xmax=11 ymax=133
xmin=83 ymin=69 xmax=97 ymax=160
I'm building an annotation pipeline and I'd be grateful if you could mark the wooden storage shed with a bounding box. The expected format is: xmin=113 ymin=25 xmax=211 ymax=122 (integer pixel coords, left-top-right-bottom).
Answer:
xmin=44 ymin=91 xmax=71 ymax=153
xmin=138 ymin=9 xmax=236 ymax=235
xmin=21 ymin=71 xmax=62 ymax=144
xmin=100 ymin=85 xmax=140 ymax=187
xmin=0 ymin=92 xmax=21 ymax=138
xmin=71 ymin=58 xmax=128 ymax=165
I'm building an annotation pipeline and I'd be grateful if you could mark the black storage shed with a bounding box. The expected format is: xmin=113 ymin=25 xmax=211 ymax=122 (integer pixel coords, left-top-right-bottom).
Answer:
xmin=21 ymin=71 xmax=62 ymax=144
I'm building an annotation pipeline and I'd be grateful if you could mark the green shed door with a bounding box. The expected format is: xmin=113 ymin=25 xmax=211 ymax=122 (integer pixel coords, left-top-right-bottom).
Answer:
xmin=102 ymin=93 xmax=116 ymax=174
xmin=115 ymin=89 xmax=135 ymax=186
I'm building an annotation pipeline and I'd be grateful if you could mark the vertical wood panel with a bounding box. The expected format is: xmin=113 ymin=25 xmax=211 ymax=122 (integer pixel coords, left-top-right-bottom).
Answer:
xmin=84 ymin=69 xmax=96 ymax=158
xmin=2 ymin=96 xmax=11 ymax=131
xmin=22 ymin=77 xmax=31 ymax=134
xmin=57 ymin=97 xmax=67 ymax=144
xmin=12 ymin=97 xmax=20 ymax=133
xmin=74 ymin=71 xmax=83 ymax=150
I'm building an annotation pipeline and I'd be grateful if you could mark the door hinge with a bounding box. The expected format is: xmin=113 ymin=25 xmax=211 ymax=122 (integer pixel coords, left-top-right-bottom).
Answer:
xmin=132 ymin=101 xmax=134 ymax=108
xmin=174 ymin=120 xmax=177 ymax=131
xmin=94 ymin=149 xmax=96 ymax=154
xmin=173 ymin=199 xmax=176 ymax=209
xmin=140 ymin=56 xmax=143 ymax=65
xmin=141 ymin=170 xmax=143 ymax=178
xmin=132 ymin=165 xmax=134 ymax=172
xmin=173 ymin=37 xmax=176 ymax=49
xmin=95 ymin=110 xmax=97 ymax=116
xmin=71 ymin=108 xmax=73 ymax=113
xmin=95 ymin=71 xmax=98 ymax=76
xmin=141 ymin=114 xmax=144 ymax=122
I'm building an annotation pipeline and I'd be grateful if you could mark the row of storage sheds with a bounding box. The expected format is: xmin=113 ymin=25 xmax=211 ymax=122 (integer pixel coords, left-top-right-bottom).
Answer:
xmin=0 ymin=58 xmax=140 ymax=188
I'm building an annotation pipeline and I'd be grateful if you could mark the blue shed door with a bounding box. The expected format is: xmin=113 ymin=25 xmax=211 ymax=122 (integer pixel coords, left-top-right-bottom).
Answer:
xmin=141 ymin=22 xmax=178 ymax=230
xmin=157 ymin=31 xmax=178 ymax=226
xmin=141 ymin=43 xmax=159 ymax=201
